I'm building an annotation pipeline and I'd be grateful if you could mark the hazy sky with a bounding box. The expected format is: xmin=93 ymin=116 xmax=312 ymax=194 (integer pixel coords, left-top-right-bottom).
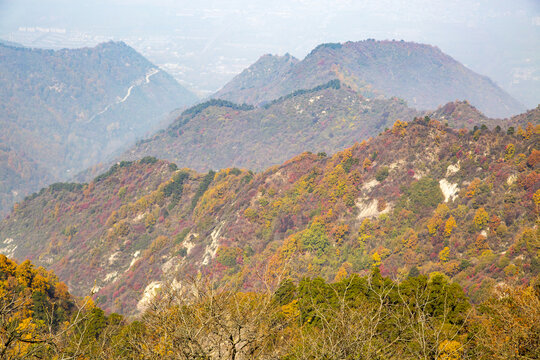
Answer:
xmin=1 ymin=0 xmax=539 ymax=106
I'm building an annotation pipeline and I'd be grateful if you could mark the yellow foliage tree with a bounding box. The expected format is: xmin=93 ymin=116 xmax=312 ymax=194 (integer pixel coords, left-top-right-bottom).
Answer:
xmin=427 ymin=215 xmax=442 ymax=236
xmin=334 ymin=264 xmax=348 ymax=282
xmin=243 ymin=207 xmax=258 ymax=222
xmin=475 ymin=234 xmax=488 ymax=251
xmin=533 ymin=189 xmax=540 ymax=211
xmin=465 ymin=178 xmax=481 ymax=198
xmin=435 ymin=203 xmax=450 ymax=218
xmin=113 ymin=220 xmax=130 ymax=237
xmin=445 ymin=216 xmax=457 ymax=237
xmin=525 ymin=122 xmax=534 ymax=139
xmin=516 ymin=126 xmax=526 ymax=139
xmin=363 ymin=157 xmax=372 ymax=170
xmin=145 ymin=212 xmax=156 ymax=228
xmin=504 ymin=143 xmax=515 ymax=160
xmin=105 ymin=210 xmax=118 ymax=227
xmin=281 ymin=299 xmax=300 ymax=320
xmin=392 ymin=119 xmax=408 ymax=136
xmin=372 ymin=252 xmax=381 ymax=268
xmin=473 ymin=208 xmax=489 ymax=229
xmin=438 ymin=247 xmax=450 ymax=262
xmin=438 ymin=340 xmax=463 ymax=360
xmin=401 ymin=228 xmax=419 ymax=249
xmin=331 ymin=223 xmax=349 ymax=244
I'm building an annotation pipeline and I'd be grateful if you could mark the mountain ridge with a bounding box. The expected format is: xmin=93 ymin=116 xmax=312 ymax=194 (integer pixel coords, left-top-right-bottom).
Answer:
xmin=115 ymin=81 xmax=537 ymax=178
xmin=120 ymin=81 xmax=420 ymax=173
xmin=214 ymin=39 xmax=524 ymax=118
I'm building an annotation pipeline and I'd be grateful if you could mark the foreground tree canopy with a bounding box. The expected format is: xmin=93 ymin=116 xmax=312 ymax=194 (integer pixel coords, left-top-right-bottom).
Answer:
xmin=1 ymin=256 xmax=538 ymax=359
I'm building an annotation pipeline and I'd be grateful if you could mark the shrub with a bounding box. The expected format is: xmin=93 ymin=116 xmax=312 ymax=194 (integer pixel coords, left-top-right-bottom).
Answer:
xmin=140 ymin=156 xmax=158 ymax=165
xmin=406 ymin=177 xmax=444 ymax=212
xmin=375 ymin=166 xmax=389 ymax=182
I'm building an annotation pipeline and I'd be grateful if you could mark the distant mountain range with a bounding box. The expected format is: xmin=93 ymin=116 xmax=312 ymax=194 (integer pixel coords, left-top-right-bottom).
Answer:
xmin=1 ymin=118 xmax=537 ymax=315
xmin=0 ymin=41 xmax=198 ymax=215
xmin=214 ymin=40 xmax=525 ymax=118
xmin=0 ymin=36 xmax=538 ymax=317
xmin=2 ymin=39 xmax=535 ymax=217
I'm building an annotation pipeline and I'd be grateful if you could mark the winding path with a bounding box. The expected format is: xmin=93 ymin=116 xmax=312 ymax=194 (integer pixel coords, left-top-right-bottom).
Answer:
xmin=87 ymin=68 xmax=160 ymax=123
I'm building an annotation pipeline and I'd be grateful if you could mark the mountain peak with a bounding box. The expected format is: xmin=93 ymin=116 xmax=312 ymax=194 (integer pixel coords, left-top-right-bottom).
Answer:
xmin=214 ymin=39 xmax=524 ymax=118
xmin=94 ymin=40 xmax=129 ymax=50
xmin=257 ymin=52 xmax=298 ymax=62
xmin=214 ymin=52 xmax=299 ymax=104
xmin=428 ymin=100 xmax=489 ymax=127
xmin=0 ymin=41 xmax=197 ymax=215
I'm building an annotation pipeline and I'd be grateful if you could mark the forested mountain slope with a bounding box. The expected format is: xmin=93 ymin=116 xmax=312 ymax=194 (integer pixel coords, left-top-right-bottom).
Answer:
xmin=1 ymin=118 xmax=537 ymax=316
xmin=214 ymin=40 xmax=524 ymax=118
xmin=0 ymin=41 xmax=197 ymax=215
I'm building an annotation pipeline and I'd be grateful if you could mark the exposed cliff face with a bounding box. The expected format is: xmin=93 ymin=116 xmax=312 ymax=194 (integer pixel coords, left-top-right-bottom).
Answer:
xmin=0 ymin=41 xmax=198 ymax=215
xmin=214 ymin=40 xmax=525 ymax=118
xmin=1 ymin=118 xmax=537 ymax=315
